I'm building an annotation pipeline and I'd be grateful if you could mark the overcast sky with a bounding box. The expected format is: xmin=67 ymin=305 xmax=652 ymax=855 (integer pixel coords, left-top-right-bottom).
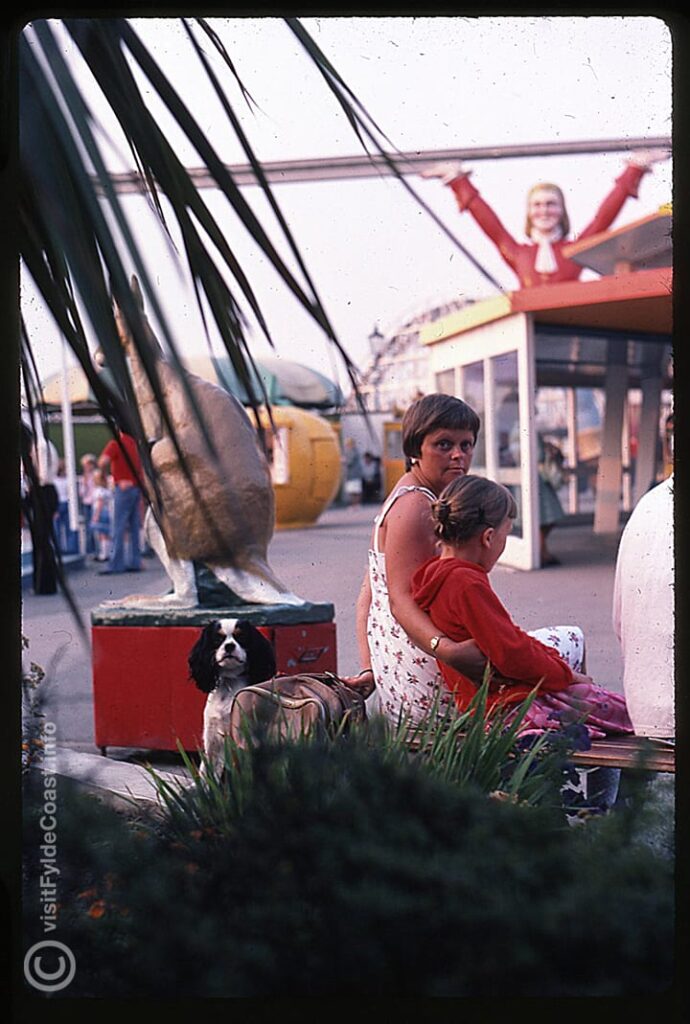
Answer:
xmin=22 ymin=15 xmax=673 ymax=394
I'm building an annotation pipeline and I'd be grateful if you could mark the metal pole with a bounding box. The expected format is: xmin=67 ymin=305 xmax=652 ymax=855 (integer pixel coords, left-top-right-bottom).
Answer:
xmin=60 ymin=341 xmax=80 ymax=533
xmin=565 ymin=387 xmax=578 ymax=515
xmin=95 ymin=136 xmax=671 ymax=194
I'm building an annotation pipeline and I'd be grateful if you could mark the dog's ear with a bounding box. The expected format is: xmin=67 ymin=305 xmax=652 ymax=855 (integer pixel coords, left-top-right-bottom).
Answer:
xmin=188 ymin=622 xmax=220 ymax=693
xmin=243 ymin=623 xmax=276 ymax=685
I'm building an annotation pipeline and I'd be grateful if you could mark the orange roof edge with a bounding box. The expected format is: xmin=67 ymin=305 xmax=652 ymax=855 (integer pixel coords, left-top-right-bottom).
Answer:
xmin=421 ymin=268 xmax=672 ymax=344
xmin=508 ymin=267 xmax=672 ymax=316
xmin=562 ymin=209 xmax=672 ymax=259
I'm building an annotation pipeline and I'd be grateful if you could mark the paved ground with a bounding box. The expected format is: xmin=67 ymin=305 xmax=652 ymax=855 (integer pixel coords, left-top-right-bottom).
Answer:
xmin=21 ymin=503 xmax=628 ymax=789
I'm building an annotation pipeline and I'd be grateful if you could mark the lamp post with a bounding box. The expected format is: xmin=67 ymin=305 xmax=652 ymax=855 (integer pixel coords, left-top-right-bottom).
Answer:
xmin=368 ymin=324 xmax=384 ymax=358
xmin=366 ymin=325 xmax=385 ymax=412
xmin=59 ymin=341 xmax=80 ymax=538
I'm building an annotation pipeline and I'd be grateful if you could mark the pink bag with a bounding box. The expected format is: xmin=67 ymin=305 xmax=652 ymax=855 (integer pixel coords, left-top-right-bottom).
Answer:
xmin=513 ymin=682 xmax=634 ymax=740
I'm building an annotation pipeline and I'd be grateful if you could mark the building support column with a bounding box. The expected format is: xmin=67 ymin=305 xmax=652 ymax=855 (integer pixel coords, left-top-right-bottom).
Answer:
xmin=594 ymin=339 xmax=627 ymax=533
xmin=633 ymin=374 xmax=662 ymax=506
xmin=566 ymin=387 xmax=578 ymax=514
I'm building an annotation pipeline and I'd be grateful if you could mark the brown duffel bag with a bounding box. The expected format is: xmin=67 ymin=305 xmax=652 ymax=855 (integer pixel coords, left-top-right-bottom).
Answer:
xmin=228 ymin=672 xmax=368 ymax=747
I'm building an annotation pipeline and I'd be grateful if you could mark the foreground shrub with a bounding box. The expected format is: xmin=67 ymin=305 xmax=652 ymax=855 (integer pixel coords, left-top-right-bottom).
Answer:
xmin=376 ymin=674 xmax=589 ymax=810
xmin=152 ymin=675 xmax=576 ymax=846
xmin=23 ymin=737 xmax=674 ymax=998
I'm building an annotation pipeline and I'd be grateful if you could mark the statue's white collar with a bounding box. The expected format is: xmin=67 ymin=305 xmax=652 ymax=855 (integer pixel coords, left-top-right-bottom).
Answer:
xmin=529 ymin=227 xmax=563 ymax=274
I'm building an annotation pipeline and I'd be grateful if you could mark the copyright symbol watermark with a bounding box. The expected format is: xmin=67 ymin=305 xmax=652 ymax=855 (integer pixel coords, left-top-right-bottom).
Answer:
xmin=24 ymin=940 xmax=76 ymax=993
xmin=24 ymin=719 xmax=77 ymax=992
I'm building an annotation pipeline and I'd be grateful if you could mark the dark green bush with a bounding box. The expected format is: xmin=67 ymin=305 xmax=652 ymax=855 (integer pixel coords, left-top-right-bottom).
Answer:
xmin=23 ymin=737 xmax=674 ymax=998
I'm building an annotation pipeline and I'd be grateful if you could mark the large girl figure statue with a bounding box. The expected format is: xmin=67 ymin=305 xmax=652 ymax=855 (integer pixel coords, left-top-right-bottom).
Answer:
xmin=421 ymin=148 xmax=669 ymax=290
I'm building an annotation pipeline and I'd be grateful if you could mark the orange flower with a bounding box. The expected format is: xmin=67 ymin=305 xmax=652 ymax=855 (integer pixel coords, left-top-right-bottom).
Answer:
xmin=88 ymin=900 xmax=107 ymax=919
xmin=488 ymin=790 xmax=518 ymax=803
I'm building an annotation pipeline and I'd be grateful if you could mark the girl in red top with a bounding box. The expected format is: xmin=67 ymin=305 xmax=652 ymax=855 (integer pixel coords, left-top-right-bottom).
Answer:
xmin=421 ymin=149 xmax=669 ymax=289
xmin=412 ymin=475 xmax=633 ymax=738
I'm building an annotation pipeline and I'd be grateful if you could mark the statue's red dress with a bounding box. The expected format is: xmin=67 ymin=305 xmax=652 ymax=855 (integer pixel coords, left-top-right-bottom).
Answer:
xmin=448 ymin=163 xmax=647 ymax=288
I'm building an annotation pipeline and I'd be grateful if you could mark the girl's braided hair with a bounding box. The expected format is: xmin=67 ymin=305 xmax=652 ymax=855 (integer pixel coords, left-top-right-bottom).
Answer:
xmin=432 ymin=475 xmax=517 ymax=543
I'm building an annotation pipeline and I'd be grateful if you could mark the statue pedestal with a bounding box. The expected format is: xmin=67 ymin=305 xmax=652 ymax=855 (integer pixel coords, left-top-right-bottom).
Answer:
xmin=91 ymin=602 xmax=337 ymax=754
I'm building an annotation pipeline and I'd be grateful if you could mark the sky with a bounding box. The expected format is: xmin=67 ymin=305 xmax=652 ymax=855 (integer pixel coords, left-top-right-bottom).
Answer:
xmin=21 ymin=15 xmax=673 ymax=397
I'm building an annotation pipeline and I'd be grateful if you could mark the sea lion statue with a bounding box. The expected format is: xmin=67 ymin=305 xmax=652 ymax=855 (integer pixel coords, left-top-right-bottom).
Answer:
xmin=106 ymin=276 xmax=303 ymax=609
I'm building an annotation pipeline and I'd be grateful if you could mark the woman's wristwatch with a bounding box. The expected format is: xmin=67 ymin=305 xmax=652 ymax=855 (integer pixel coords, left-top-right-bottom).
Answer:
xmin=429 ymin=635 xmax=446 ymax=653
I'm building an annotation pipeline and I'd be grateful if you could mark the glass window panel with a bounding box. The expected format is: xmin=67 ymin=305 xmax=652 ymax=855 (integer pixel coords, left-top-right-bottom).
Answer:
xmin=574 ymin=388 xmax=603 ymax=514
xmin=536 ymin=387 xmax=569 ymax=505
xmin=507 ymin=484 xmax=523 ymax=539
xmin=462 ymin=360 xmax=485 ymax=469
xmin=535 ymin=332 xmax=609 ymax=370
xmin=435 ymin=368 xmax=455 ymax=395
xmin=493 ymin=351 xmax=520 ymax=469
xmin=491 ymin=352 xmax=522 ymax=539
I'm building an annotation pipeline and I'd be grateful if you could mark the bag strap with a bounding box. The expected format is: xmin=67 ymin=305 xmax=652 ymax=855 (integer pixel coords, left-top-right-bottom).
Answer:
xmin=321 ymin=673 xmax=366 ymax=712
xmin=275 ymin=671 xmax=366 ymax=714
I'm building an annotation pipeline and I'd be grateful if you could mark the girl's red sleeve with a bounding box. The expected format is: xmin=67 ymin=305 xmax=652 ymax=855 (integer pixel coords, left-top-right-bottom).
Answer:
xmin=447 ymin=578 xmax=573 ymax=691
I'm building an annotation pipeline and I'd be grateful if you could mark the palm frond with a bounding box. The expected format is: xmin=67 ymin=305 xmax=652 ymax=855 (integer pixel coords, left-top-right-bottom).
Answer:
xmin=18 ymin=16 xmax=500 ymax=617
xmin=286 ymin=17 xmax=504 ymax=292
xmin=20 ymin=18 xmax=380 ymax=458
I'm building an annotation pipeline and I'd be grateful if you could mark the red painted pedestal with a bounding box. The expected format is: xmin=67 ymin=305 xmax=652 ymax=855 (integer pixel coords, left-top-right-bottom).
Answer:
xmin=91 ymin=605 xmax=337 ymax=753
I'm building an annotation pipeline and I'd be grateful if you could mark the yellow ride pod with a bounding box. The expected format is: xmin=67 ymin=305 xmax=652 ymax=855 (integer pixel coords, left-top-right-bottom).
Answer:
xmin=382 ymin=421 xmax=406 ymax=496
xmin=258 ymin=406 xmax=342 ymax=529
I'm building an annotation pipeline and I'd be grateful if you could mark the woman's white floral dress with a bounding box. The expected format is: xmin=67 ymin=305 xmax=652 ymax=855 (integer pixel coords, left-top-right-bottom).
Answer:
xmin=367 ymin=486 xmax=452 ymax=726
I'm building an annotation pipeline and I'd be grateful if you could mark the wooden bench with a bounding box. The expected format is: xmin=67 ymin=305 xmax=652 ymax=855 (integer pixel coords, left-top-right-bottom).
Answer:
xmin=406 ymin=731 xmax=675 ymax=774
xmin=569 ymin=735 xmax=675 ymax=774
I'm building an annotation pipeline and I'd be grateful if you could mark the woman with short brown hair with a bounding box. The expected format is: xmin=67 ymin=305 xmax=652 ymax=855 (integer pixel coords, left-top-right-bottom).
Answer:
xmin=346 ymin=393 xmax=486 ymax=725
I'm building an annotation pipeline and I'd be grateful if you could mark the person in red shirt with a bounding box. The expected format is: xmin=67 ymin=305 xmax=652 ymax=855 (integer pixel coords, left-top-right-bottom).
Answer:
xmin=421 ymin=149 xmax=669 ymax=290
xmin=97 ymin=431 xmax=144 ymax=574
xmin=412 ymin=474 xmax=633 ymax=738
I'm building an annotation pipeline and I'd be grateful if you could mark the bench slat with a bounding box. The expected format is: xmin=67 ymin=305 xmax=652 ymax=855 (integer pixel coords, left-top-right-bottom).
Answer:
xmin=406 ymin=732 xmax=675 ymax=773
xmin=570 ymin=736 xmax=675 ymax=773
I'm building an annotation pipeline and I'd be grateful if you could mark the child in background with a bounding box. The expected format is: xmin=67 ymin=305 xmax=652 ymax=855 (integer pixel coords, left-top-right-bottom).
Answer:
xmin=412 ymin=474 xmax=633 ymax=739
xmin=79 ymin=453 xmax=98 ymax=554
xmin=53 ymin=458 xmax=79 ymax=554
xmin=90 ymin=468 xmax=112 ymax=563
